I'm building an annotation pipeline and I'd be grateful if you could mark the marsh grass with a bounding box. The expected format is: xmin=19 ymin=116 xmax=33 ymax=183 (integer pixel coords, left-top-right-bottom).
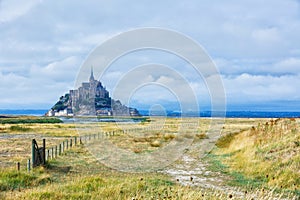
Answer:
xmin=150 ymin=140 xmax=162 ymax=147
xmin=195 ymin=133 xmax=208 ymax=139
xmin=0 ymin=170 xmax=37 ymax=191
xmin=0 ymin=167 xmax=52 ymax=191
xmin=1 ymin=116 xmax=298 ymax=199
xmin=215 ymin=132 xmax=240 ymax=148
xmin=9 ymin=125 xmax=32 ymax=132
xmin=0 ymin=116 xmax=62 ymax=124
xmin=213 ymin=118 xmax=300 ymax=196
xmin=2 ymin=145 xmax=238 ymax=200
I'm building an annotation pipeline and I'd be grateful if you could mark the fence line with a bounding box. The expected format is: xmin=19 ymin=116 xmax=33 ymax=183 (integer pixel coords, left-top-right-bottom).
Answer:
xmin=26 ymin=122 xmax=185 ymax=171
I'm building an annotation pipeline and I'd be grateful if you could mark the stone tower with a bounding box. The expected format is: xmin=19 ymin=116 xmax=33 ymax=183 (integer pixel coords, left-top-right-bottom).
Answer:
xmin=89 ymin=67 xmax=95 ymax=82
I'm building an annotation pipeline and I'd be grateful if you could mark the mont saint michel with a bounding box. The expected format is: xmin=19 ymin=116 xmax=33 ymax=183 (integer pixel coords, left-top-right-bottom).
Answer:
xmin=46 ymin=69 xmax=140 ymax=117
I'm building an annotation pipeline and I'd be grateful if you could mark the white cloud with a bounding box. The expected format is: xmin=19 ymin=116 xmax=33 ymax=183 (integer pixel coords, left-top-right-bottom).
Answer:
xmin=223 ymin=73 xmax=300 ymax=103
xmin=252 ymin=27 xmax=281 ymax=45
xmin=0 ymin=69 xmax=70 ymax=108
xmin=273 ymin=58 xmax=300 ymax=75
xmin=0 ymin=56 xmax=80 ymax=108
xmin=215 ymin=56 xmax=300 ymax=76
xmin=0 ymin=0 xmax=40 ymax=23
xmin=29 ymin=56 xmax=80 ymax=82
xmin=1 ymin=0 xmax=300 ymax=110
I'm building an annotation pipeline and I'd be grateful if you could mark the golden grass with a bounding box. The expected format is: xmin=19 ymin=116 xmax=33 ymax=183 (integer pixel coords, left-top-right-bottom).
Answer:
xmin=1 ymin=145 xmax=233 ymax=200
xmin=1 ymin=116 xmax=298 ymax=199
xmin=214 ymin=118 xmax=300 ymax=193
xmin=150 ymin=140 xmax=162 ymax=147
xmin=0 ymin=117 xmax=269 ymax=169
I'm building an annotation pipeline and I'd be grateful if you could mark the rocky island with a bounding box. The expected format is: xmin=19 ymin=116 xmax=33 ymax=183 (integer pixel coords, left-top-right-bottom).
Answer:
xmin=46 ymin=69 xmax=140 ymax=117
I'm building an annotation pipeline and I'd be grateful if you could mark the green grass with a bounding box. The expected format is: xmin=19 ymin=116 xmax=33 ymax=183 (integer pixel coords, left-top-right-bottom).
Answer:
xmin=25 ymin=174 xmax=177 ymax=200
xmin=0 ymin=117 xmax=62 ymax=124
xmin=0 ymin=169 xmax=51 ymax=191
xmin=228 ymin=171 xmax=265 ymax=188
xmin=205 ymin=153 xmax=230 ymax=173
xmin=9 ymin=125 xmax=32 ymax=132
xmin=206 ymin=153 xmax=264 ymax=188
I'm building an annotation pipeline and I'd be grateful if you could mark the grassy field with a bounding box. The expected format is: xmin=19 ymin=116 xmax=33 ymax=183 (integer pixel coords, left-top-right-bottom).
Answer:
xmin=212 ymin=118 xmax=300 ymax=195
xmin=0 ymin=116 xmax=299 ymax=199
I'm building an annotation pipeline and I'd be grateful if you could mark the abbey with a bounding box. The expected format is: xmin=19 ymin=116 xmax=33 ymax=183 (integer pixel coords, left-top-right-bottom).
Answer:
xmin=46 ymin=69 xmax=140 ymax=116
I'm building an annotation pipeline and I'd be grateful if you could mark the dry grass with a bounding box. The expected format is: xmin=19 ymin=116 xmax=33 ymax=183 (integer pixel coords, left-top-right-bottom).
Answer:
xmin=2 ymin=144 xmax=296 ymax=200
xmin=195 ymin=133 xmax=208 ymax=139
xmin=0 ymin=145 xmax=234 ymax=200
xmin=214 ymin=118 xmax=300 ymax=195
xmin=1 ymin=116 xmax=298 ymax=199
xmin=150 ymin=140 xmax=162 ymax=147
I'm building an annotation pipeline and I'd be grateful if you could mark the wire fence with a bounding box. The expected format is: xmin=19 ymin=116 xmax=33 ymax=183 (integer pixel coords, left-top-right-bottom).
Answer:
xmin=14 ymin=123 xmax=191 ymax=172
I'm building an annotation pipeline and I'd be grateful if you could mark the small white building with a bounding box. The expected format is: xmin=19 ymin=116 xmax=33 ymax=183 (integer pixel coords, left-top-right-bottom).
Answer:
xmin=46 ymin=108 xmax=73 ymax=117
xmin=46 ymin=109 xmax=55 ymax=117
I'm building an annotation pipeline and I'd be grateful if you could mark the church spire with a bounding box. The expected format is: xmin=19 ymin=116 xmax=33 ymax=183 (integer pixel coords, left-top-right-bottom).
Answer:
xmin=89 ymin=66 xmax=95 ymax=82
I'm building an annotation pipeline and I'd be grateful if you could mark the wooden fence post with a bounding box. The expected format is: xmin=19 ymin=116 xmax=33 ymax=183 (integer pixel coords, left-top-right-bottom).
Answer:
xmin=27 ymin=159 xmax=31 ymax=172
xmin=59 ymin=143 xmax=62 ymax=155
xmin=51 ymin=147 xmax=54 ymax=159
xmin=42 ymin=139 xmax=46 ymax=165
xmin=16 ymin=162 xmax=20 ymax=171
xmin=32 ymin=139 xmax=35 ymax=168
xmin=47 ymin=149 xmax=50 ymax=161
xmin=55 ymin=145 xmax=57 ymax=158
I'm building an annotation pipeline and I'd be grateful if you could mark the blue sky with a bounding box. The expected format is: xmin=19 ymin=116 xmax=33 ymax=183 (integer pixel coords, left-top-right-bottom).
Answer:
xmin=0 ymin=0 xmax=300 ymax=111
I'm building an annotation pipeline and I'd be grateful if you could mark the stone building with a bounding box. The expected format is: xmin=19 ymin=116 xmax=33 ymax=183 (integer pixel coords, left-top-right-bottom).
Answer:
xmin=70 ymin=68 xmax=110 ymax=112
xmin=47 ymin=68 xmax=140 ymax=116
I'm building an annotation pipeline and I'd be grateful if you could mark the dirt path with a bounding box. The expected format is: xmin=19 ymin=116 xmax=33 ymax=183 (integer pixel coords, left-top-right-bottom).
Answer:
xmin=159 ymin=142 xmax=247 ymax=198
xmin=159 ymin=139 xmax=296 ymax=200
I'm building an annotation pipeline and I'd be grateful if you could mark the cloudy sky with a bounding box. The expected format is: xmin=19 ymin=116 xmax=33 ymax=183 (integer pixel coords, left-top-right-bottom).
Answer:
xmin=0 ymin=0 xmax=300 ymax=111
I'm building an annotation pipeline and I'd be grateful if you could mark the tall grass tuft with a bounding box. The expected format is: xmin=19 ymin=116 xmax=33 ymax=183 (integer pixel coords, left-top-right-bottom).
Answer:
xmin=214 ymin=118 xmax=300 ymax=195
xmin=215 ymin=132 xmax=239 ymax=148
xmin=0 ymin=170 xmax=37 ymax=191
xmin=9 ymin=125 xmax=32 ymax=132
